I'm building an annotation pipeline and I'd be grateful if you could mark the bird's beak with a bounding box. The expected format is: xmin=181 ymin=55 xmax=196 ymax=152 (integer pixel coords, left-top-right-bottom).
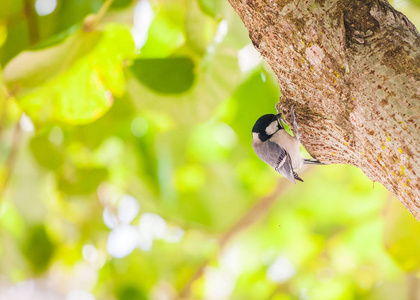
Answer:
xmin=276 ymin=114 xmax=286 ymax=124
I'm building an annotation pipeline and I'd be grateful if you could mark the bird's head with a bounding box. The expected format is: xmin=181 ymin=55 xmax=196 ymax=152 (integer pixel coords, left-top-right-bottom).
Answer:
xmin=252 ymin=114 xmax=283 ymax=142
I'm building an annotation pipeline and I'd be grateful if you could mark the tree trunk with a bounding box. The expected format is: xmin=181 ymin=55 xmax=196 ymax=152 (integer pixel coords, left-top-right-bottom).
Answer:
xmin=228 ymin=0 xmax=420 ymax=220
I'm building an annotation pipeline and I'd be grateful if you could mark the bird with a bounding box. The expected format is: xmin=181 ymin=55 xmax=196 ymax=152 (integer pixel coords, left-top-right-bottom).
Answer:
xmin=252 ymin=107 xmax=323 ymax=183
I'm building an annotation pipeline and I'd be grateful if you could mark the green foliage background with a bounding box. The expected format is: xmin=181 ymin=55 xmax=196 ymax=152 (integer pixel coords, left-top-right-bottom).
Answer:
xmin=0 ymin=0 xmax=420 ymax=299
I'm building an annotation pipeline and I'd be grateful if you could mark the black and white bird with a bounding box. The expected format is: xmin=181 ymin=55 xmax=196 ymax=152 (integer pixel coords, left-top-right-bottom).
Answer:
xmin=252 ymin=107 xmax=323 ymax=183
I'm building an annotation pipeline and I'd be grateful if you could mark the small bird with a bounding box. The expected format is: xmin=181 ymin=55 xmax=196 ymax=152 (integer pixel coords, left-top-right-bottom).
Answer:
xmin=252 ymin=107 xmax=323 ymax=183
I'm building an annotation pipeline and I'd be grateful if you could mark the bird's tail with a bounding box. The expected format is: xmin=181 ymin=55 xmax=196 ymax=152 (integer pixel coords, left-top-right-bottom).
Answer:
xmin=303 ymin=159 xmax=325 ymax=165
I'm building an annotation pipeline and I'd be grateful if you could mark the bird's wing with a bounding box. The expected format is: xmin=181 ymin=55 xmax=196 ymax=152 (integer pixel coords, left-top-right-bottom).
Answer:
xmin=265 ymin=141 xmax=296 ymax=184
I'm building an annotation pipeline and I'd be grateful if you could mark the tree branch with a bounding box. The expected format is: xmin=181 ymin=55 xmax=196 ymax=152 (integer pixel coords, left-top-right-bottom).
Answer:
xmin=409 ymin=274 xmax=420 ymax=300
xmin=23 ymin=0 xmax=40 ymax=45
xmin=83 ymin=0 xmax=115 ymax=32
xmin=228 ymin=0 xmax=420 ymax=220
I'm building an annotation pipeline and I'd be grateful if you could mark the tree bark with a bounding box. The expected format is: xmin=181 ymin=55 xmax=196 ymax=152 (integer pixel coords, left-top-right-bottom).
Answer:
xmin=228 ymin=0 xmax=420 ymax=220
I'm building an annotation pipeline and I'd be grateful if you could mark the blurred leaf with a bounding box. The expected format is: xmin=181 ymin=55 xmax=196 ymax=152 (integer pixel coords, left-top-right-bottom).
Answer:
xmin=4 ymin=31 xmax=101 ymax=89
xmin=384 ymin=198 xmax=420 ymax=272
xmin=0 ymin=1 xmax=25 ymax=64
xmin=139 ymin=2 xmax=185 ymax=58
xmin=131 ymin=57 xmax=195 ymax=94
xmin=409 ymin=0 xmax=420 ymax=8
xmin=30 ymin=132 xmax=65 ymax=170
xmin=1 ymin=0 xmax=107 ymax=64
xmin=128 ymin=41 xmax=240 ymax=124
xmin=0 ymin=73 xmax=7 ymax=114
xmin=111 ymin=0 xmax=134 ymax=9
xmin=71 ymin=94 xmax=135 ymax=149
xmin=0 ymin=202 xmax=25 ymax=238
xmin=0 ymin=0 xmax=23 ymax=18
xmin=0 ymin=20 xmax=29 ymax=65
xmin=21 ymin=225 xmax=55 ymax=274
xmin=31 ymin=25 xmax=82 ymax=51
xmin=174 ymin=164 xmax=206 ymax=192
xmin=50 ymin=0 xmax=103 ymax=34
xmin=311 ymin=279 xmax=353 ymax=300
xmin=185 ymin=0 xmax=217 ymax=55
xmin=117 ymin=285 xmax=148 ymax=300
xmin=188 ymin=122 xmax=230 ymax=162
xmin=198 ymin=0 xmax=228 ymax=19
xmin=13 ymin=24 xmax=135 ymax=124
xmin=58 ymin=167 xmax=108 ymax=195
xmin=0 ymin=22 xmax=6 ymax=49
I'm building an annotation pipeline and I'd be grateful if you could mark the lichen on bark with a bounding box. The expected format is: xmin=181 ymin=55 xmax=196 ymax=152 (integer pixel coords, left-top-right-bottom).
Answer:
xmin=228 ymin=0 xmax=420 ymax=220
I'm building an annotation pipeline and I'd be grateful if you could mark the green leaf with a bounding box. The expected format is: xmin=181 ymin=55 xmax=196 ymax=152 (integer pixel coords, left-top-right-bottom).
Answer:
xmin=58 ymin=167 xmax=108 ymax=195
xmin=71 ymin=94 xmax=136 ymax=149
xmin=0 ymin=202 xmax=25 ymax=238
xmin=0 ymin=20 xmax=30 ymax=66
xmin=185 ymin=0 xmax=217 ymax=55
xmin=0 ymin=0 xmax=23 ymax=18
xmin=22 ymin=225 xmax=55 ymax=274
xmin=410 ymin=0 xmax=420 ymax=8
xmin=128 ymin=41 xmax=241 ymax=124
xmin=111 ymin=0 xmax=134 ymax=9
xmin=29 ymin=25 xmax=83 ymax=52
xmin=30 ymin=132 xmax=65 ymax=170
xmin=139 ymin=2 xmax=185 ymax=58
xmin=49 ymin=0 xmax=103 ymax=34
xmin=9 ymin=24 xmax=135 ymax=124
xmin=4 ymin=30 xmax=102 ymax=91
xmin=117 ymin=285 xmax=148 ymax=300
xmin=131 ymin=57 xmax=195 ymax=94
xmin=197 ymin=0 xmax=227 ymax=19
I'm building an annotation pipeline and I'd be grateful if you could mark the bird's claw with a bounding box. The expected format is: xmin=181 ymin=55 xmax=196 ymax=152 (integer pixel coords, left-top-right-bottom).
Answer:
xmin=290 ymin=105 xmax=300 ymax=141
xmin=276 ymin=114 xmax=288 ymax=126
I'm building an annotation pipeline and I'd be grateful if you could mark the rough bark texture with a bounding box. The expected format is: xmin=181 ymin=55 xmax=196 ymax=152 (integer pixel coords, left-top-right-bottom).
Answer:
xmin=228 ymin=0 xmax=420 ymax=220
